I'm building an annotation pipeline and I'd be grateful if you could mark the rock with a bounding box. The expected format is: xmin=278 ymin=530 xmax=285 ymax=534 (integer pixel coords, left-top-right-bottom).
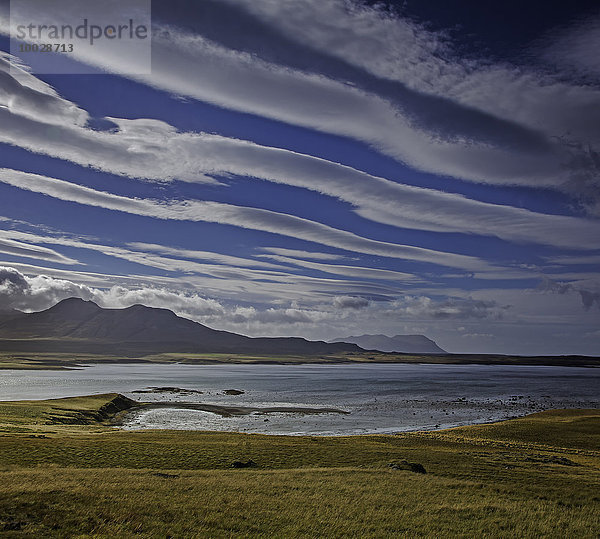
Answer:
xmin=388 ymin=460 xmax=427 ymax=474
xmin=152 ymin=472 xmax=179 ymax=479
xmin=134 ymin=387 xmax=203 ymax=395
xmin=224 ymin=389 xmax=244 ymax=395
xmin=231 ymin=459 xmax=256 ymax=468
xmin=2 ymin=520 xmax=24 ymax=531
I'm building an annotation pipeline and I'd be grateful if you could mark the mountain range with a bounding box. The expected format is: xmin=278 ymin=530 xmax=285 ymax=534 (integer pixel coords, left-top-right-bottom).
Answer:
xmin=0 ymin=298 xmax=447 ymax=357
xmin=330 ymin=334 xmax=446 ymax=354
xmin=0 ymin=298 xmax=360 ymax=356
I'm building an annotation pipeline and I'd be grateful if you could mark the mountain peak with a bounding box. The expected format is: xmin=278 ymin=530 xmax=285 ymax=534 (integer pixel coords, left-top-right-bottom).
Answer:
xmin=54 ymin=297 xmax=99 ymax=307
xmin=123 ymin=303 xmax=176 ymax=315
xmin=48 ymin=297 xmax=101 ymax=317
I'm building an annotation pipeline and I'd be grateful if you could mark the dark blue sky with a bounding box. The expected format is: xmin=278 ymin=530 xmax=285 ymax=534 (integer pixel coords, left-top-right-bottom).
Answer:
xmin=384 ymin=0 xmax=599 ymax=54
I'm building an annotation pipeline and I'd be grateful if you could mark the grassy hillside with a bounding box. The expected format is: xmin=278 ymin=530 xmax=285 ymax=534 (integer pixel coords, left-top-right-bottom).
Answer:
xmin=0 ymin=394 xmax=598 ymax=536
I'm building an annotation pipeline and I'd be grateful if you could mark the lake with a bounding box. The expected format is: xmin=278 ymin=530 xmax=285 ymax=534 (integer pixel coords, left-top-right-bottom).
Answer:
xmin=1 ymin=363 xmax=598 ymax=435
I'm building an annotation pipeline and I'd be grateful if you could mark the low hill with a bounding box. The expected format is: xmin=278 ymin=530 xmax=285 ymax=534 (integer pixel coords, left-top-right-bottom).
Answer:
xmin=330 ymin=334 xmax=446 ymax=354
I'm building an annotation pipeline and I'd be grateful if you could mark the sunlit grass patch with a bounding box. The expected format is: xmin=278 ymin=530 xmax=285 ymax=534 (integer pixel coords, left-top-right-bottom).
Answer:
xmin=0 ymin=467 xmax=598 ymax=537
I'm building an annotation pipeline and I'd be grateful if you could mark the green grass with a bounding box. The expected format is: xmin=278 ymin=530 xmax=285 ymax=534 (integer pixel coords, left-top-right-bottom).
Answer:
xmin=0 ymin=394 xmax=598 ymax=537
xmin=0 ymin=350 xmax=414 ymax=369
xmin=0 ymin=394 xmax=128 ymax=433
xmin=1 ymin=349 xmax=598 ymax=369
xmin=1 ymin=467 xmax=597 ymax=538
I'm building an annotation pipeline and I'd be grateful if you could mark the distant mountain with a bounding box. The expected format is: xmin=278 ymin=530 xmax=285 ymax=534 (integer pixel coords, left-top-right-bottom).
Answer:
xmin=0 ymin=298 xmax=360 ymax=356
xmin=330 ymin=334 xmax=446 ymax=354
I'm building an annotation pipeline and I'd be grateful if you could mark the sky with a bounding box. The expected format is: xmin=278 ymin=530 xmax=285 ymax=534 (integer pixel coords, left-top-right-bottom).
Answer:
xmin=0 ymin=0 xmax=599 ymax=355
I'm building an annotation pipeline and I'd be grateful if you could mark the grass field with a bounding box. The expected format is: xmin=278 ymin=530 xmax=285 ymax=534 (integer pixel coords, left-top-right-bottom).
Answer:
xmin=1 ymin=349 xmax=599 ymax=370
xmin=0 ymin=394 xmax=599 ymax=537
xmin=0 ymin=350 xmax=423 ymax=370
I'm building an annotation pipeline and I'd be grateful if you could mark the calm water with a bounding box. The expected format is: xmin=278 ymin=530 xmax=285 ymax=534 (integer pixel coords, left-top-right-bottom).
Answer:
xmin=1 ymin=363 xmax=598 ymax=435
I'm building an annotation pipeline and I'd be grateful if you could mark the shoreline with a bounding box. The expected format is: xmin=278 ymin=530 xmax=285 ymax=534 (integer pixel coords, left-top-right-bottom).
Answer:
xmin=1 ymin=392 xmax=598 ymax=437
xmin=1 ymin=358 xmax=599 ymax=371
xmin=118 ymin=407 xmax=532 ymax=436
xmin=1 ymin=350 xmax=599 ymax=370
xmin=114 ymin=400 xmax=350 ymax=427
xmin=3 ymin=364 xmax=599 ymax=436
xmin=112 ymin=394 xmax=594 ymax=437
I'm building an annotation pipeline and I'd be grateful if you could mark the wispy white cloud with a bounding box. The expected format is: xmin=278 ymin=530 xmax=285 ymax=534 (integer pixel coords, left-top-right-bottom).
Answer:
xmin=130 ymin=242 xmax=418 ymax=284
xmin=545 ymin=255 xmax=600 ymax=266
xmin=118 ymin=27 xmax=567 ymax=187
xmin=1 ymin=57 xmax=599 ymax=248
xmin=0 ymin=235 xmax=79 ymax=265
xmin=190 ymin=1 xmax=600 ymax=198
xmin=0 ymin=52 xmax=88 ymax=126
xmin=0 ymin=106 xmax=218 ymax=183
xmin=190 ymin=135 xmax=600 ymax=249
xmin=0 ymin=228 xmax=305 ymax=283
xmin=537 ymin=15 xmax=600 ymax=80
xmin=0 ymin=168 xmax=504 ymax=273
xmin=0 ymin=228 xmax=410 ymax=307
xmin=5 ymin=2 xmax=599 ymax=204
xmin=260 ymin=247 xmax=346 ymax=261
xmin=228 ymin=0 xmax=600 ymax=136
xmin=384 ymin=295 xmax=510 ymax=320
xmin=1 ymin=57 xmax=600 ymax=247
xmin=259 ymin=253 xmax=417 ymax=282
xmin=127 ymin=242 xmax=284 ymax=270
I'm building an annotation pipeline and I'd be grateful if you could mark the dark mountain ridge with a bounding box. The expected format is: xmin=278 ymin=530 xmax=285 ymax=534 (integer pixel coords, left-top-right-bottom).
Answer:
xmin=330 ymin=333 xmax=446 ymax=354
xmin=0 ymin=298 xmax=360 ymax=356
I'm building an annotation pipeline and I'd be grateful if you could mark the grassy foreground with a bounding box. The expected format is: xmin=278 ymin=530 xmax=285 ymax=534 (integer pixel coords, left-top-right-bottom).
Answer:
xmin=0 ymin=395 xmax=598 ymax=537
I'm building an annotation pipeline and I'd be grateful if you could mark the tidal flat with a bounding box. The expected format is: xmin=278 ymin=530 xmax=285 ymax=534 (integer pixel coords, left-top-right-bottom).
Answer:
xmin=1 ymin=363 xmax=599 ymax=435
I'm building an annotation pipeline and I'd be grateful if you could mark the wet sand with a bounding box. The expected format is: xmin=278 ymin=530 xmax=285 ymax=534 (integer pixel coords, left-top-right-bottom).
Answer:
xmin=115 ymin=400 xmax=349 ymax=425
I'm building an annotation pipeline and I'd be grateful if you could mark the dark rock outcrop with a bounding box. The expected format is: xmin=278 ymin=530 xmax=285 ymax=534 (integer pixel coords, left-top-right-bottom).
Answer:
xmin=388 ymin=460 xmax=427 ymax=474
